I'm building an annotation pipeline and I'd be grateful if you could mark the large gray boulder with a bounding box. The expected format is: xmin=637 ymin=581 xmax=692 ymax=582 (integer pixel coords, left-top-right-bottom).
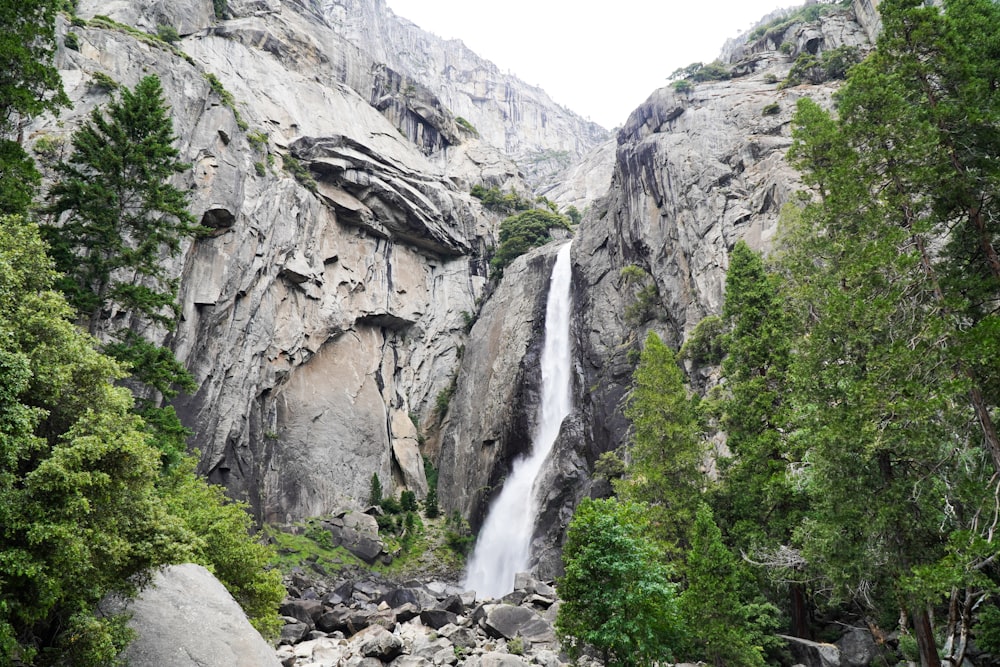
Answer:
xmin=120 ymin=563 xmax=279 ymax=667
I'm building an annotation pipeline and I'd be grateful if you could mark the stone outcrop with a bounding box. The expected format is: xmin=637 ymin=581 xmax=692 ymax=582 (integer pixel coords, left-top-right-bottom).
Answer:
xmin=111 ymin=564 xmax=280 ymax=667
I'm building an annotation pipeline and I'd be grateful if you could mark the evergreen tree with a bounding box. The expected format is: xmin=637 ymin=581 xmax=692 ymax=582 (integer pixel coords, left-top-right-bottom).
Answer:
xmin=616 ymin=331 xmax=704 ymax=553
xmin=782 ymin=0 xmax=1000 ymax=653
xmin=0 ymin=217 xmax=283 ymax=661
xmin=679 ymin=503 xmax=771 ymax=667
xmin=0 ymin=0 xmax=67 ymax=219
xmin=0 ymin=0 xmax=68 ymax=138
xmin=44 ymin=75 xmax=203 ymax=334
xmin=43 ymin=75 xmax=205 ymax=465
xmin=556 ymin=497 xmax=683 ymax=667
xmin=368 ymin=472 xmax=383 ymax=507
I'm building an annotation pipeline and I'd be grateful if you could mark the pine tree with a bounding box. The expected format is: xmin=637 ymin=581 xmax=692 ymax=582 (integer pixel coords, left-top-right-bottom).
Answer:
xmin=616 ymin=331 xmax=704 ymax=553
xmin=44 ymin=75 xmax=203 ymax=333
xmin=368 ymin=472 xmax=383 ymax=507
xmin=43 ymin=75 xmax=205 ymax=465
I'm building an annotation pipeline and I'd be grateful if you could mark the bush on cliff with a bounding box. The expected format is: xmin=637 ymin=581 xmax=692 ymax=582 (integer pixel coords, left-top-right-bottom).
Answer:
xmin=489 ymin=209 xmax=572 ymax=278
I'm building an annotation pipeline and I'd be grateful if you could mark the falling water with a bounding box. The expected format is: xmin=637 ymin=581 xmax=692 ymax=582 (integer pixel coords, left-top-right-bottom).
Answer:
xmin=464 ymin=242 xmax=573 ymax=598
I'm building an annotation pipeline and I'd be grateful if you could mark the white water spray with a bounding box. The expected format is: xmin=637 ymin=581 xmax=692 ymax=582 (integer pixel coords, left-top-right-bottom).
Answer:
xmin=464 ymin=242 xmax=573 ymax=598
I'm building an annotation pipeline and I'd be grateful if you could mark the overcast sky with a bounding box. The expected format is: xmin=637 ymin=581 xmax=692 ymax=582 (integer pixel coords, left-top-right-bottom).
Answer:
xmin=386 ymin=0 xmax=800 ymax=129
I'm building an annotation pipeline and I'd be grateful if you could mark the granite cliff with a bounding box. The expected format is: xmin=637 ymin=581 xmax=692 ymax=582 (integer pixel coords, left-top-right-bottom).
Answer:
xmin=30 ymin=0 xmax=603 ymax=524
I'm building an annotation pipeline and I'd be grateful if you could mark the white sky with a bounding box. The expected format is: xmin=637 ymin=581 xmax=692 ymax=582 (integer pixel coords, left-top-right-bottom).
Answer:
xmin=386 ymin=0 xmax=799 ymax=129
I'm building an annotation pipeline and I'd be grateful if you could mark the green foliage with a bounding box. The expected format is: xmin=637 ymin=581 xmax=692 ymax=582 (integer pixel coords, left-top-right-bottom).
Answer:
xmin=203 ymin=71 xmax=247 ymax=129
xmin=490 ymin=209 xmax=572 ymax=277
xmin=88 ymin=71 xmax=119 ymax=93
xmin=781 ymin=45 xmax=860 ymax=88
xmin=43 ymin=75 xmax=203 ymax=330
xmin=748 ymin=3 xmax=837 ymax=42
xmin=762 ymin=102 xmax=780 ymax=116
xmin=435 ymin=375 xmax=457 ymax=423
xmin=0 ymin=217 xmax=285 ymax=660
xmin=679 ymin=504 xmax=770 ymax=667
xmin=616 ymin=332 xmax=704 ymax=553
xmin=247 ymin=129 xmax=268 ymax=149
xmin=159 ymin=457 xmax=284 ymax=639
xmin=507 ymin=635 xmax=524 ymax=655
xmin=63 ymin=31 xmax=79 ymax=51
xmin=455 ymin=116 xmax=478 ymax=136
xmin=254 ymin=160 xmax=265 ymax=176
xmin=0 ymin=0 xmax=70 ymax=137
xmin=400 ymin=490 xmax=418 ymax=512
xmin=975 ymin=604 xmax=1000 ymax=654
xmin=779 ymin=41 xmax=793 ymax=55
xmin=283 ymin=154 xmax=317 ymax=191
xmin=564 ymin=205 xmax=581 ymax=225
xmin=0 ymin=217 xmax=194 ymax=663
xmin=444 ymin=511 xmax=474 ymax=557
xmin=470 ymin=184 xmax=533 ymax=214
xmin=620 ymin=264 xmax=661 ymax=327
xmin=556 ymin=497 xmax=683 ymax=666
xmin=423 ymin=485 xmax=440 ymax=519
xmin=212 ymin=0 xmax=227 ymax=19
xmin=369 ymin=472 xmax=383 ymax=507
xmin=0 ymin=139 xmax=41 ymax=216
xmin=679 ymin=314 xmax=725 ymax=366
xmin=156 ymin=23 xmax=180 ymax=44
xmin=671 ymin=79 xmax=693 ymax=94
xmin=776 ymin=1 xmax=1000 ymax=661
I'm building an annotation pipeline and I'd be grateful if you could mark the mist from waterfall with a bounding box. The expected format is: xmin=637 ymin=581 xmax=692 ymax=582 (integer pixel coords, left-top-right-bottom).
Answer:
xmin=463 ymin=242 xmax=573 ymax=598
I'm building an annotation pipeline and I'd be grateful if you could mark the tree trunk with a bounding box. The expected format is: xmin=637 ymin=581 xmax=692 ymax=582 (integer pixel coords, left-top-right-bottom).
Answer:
xmin=913 ymin=607 xmax=942 ymax=667
xmin=790 ymin=583 xmax=812 ymax=639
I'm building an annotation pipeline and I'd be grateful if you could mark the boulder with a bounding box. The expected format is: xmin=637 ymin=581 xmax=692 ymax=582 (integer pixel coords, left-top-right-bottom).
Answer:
xmin=464 ymin=653 xmax=529 ymax=667
xmin=352 ymin=625 xmax=404 ymax=661
xmin=115 ymin=564 xmax=280 ymax=666
xmin=835 ymin=627 xmax=881 ymax=667
xmin=781 ymin=635 xmax=842 ymax=667
xmin=484 ymin=604 xmax=555 ymax=643
xmin=420 ymin=608 xmax=459 ymax=629
xmin=279 ymin=598 xmax=324 ymax=626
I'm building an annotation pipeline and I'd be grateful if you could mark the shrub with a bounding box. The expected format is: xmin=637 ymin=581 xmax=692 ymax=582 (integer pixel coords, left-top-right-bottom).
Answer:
xmin=470 ymin=184 xmax=533 ymax=214
xmin=254 ymin=161 xmax=266 ymax=177
xmin=455 ymin=116 xmax=478 ymax=136
xmin=32 ymin=134 xmax=65 ymax=159
xmin=779 ymin=41 xmax=794 ymax=55
xmin=680 ymin=315 xmax=726 ymax=365
xmin=508 ymin=636 xmax=524 ymax=656
xmin=156 ymin=24 xmax=180 ymax=43
xmin=247 ymin=129 xmax=268 ymax=149
xmin=89 ymin=71 xmax=119 ymax=92
xmin=489 ymin=209 xmax=572 ymax=277
xmin=763 ymin=72 xmax=779 ymax=84
xmin=213 ymin=0 xmax=228 ymax=19
xmin=380 ymin=495 xmax=403 ymax=514
xmin=283 ymin=155 xmax=317 ymax=192
xmin=445 ymin=511 xmax=475 ymax=556
xmin=762 ymin=102 xmax=781 ymax=116
xmin=672 ymin=79 xmax=694 ymax=94
xmin=64 ymin=31 xmax=79 ymax=50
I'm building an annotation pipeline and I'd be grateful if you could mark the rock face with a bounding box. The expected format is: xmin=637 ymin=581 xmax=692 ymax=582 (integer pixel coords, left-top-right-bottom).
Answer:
xmin=436 ymin=6 xmax=874 ymax=578
xmin=323 ymin=0 xmax=610 ymax=185
xmin=33 ymin=0 xmax=606 ymax=523
xmin=115 ymin=564 xmax=280 ymax=667
xmin=437 ymin=241 xmax=566 ymax=528
xmin=570 ymin=5 xmax=872 ymax=459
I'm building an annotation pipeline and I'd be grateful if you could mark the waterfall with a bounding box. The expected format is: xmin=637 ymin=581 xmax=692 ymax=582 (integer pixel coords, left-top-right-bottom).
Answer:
xmin=463 ymin=242 xmax=573 ymax=598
